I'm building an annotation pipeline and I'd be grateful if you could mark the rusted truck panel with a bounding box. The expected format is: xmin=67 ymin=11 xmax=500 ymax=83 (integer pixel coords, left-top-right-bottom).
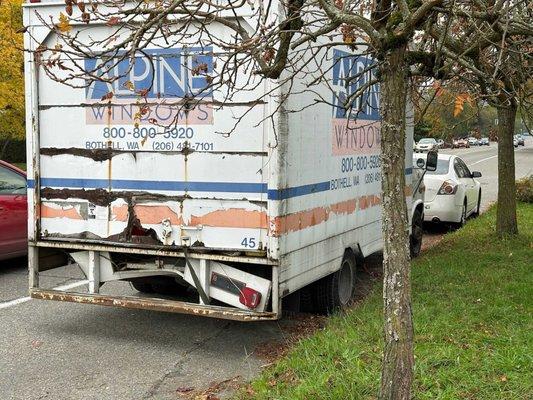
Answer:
xmin=23 ymin=0 xmax=420 ymax=319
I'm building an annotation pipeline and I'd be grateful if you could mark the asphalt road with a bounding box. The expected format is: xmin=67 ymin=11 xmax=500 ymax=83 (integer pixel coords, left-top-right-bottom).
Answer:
xmin=1 ymin=139 xmax=531 ymax=400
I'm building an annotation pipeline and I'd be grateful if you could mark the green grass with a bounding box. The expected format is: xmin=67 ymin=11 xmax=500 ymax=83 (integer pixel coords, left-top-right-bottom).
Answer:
xmin=244 ymin=203 xmax=533 ymax=400
xmin=13 ymin=163 xmax=26 ymax=171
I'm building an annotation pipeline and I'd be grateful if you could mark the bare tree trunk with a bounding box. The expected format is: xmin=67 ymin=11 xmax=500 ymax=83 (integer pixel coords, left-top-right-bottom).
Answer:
xmin=496 ymin=101 xmax=518 ymax=236
xmin=378 ymin=44 xmax=414 ymax=400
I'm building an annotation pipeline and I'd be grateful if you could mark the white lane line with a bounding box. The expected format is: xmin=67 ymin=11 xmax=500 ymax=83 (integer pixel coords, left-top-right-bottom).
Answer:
xmin=0 ymin=296 xmax=31 ymax=310
xmin=470 ymin=154 xmax=497 ymax=166
xmin=0 ymin=280 xmax=88 ymax=310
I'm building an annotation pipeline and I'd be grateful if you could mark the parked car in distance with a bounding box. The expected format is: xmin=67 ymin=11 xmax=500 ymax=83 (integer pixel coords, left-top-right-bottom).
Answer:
xmin=467 ymin=137 xmax=478 ymax=146
xmin=478 ymin=137 xmax=490 ymax=146
xmin=513 ymin=137 xmax=519 ymax=147
xmin=421 ymin=154 xmax=482 ymax=227
xmin=415 ymin=138 xmax=438 ymax=153
xmin=452 ymin=137 xmax=470 ymax=148
xmin=0 ymin=160 xmax=27 ymax=260
xmin=514 ymin=134 xmax=525 ymax=146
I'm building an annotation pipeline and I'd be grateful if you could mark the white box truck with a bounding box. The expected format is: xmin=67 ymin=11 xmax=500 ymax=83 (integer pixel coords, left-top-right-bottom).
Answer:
xmin=23 ymin=1 xmax=425 ymax=320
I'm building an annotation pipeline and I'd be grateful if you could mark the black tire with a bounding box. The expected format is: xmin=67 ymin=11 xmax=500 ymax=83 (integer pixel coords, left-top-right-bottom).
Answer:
xmin=313 ymin=253 xmax=357 ymax=315
xmin=410 ymin=208 xmax=423 ymax=258
xmin=472 ymin=190 xmax=481 ymax=217
xmin=131 ymin=276 xmax=187 ymax=295
xmin=130 ymin=279 xmax=155 ymax=294
xmin=299 ymin=286 xmax=315 ymax=313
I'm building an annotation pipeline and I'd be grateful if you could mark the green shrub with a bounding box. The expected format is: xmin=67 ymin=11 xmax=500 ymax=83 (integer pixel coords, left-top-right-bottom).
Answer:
xmin=516 ymin=175 xmax=533 ymax=203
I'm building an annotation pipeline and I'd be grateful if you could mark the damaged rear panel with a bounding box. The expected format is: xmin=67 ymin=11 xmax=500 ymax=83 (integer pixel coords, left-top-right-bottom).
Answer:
xmin=29 ymin=20 xmax=271 ymax=254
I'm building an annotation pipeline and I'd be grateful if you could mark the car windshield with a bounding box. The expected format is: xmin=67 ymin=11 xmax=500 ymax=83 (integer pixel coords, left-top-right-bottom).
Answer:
xmin=419 ymin=138 xmax=436 ymax=144
xmin=425 ymin=159 xmax=450 ymax=175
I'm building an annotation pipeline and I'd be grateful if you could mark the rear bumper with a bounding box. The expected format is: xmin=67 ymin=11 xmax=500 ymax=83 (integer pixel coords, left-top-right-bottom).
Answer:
xmin=423 ymin=197 xmax=462 ymax=223
xmin=30 ymin=289 xmax=279 ymax=321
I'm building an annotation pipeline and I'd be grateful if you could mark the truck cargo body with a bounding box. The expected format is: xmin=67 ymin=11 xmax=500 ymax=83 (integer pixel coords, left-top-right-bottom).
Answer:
xmin=23 ymin=1 xmax=422 ymax=320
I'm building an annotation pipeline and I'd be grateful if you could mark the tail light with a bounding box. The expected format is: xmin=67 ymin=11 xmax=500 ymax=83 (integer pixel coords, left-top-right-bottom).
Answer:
xmin=239 ymin=287 xmax=262 ymax=309
xmin=437 ymin=180 xmax=457 ymax=195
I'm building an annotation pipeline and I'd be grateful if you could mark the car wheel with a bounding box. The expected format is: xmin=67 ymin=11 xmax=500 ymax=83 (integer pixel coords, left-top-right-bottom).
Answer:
xmin=472 ymin=190 xmax=481 ymax=217
xmin=312 ymin=252 xmax=356 ymax=315
xmin=410 ymin=208 xmax=423 ymax=258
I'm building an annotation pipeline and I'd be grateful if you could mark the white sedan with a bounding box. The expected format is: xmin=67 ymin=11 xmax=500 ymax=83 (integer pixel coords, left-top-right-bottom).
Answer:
xmin=419 ymin=154 xmax=482 ymax=226
xmin=415 ymin=138 xmax=438 ymax=153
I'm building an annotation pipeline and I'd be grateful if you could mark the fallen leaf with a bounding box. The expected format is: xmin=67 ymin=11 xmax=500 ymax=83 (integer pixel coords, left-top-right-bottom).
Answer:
xmin=138 ymin=88 xmax=149 ymax=97
xmin=106 ymin=16 xmax=121 ymax=26
xmin=176 ymin=386 xmax=194 ymax=393
xmin=57 ymin=12 xmax=72 ymax=33
xmin=123 ymin=80 xmax=135 ymax=91
xmin=82 ymin=12 xmax=90 ymax=24
xmin=101 ymin=91 xmax=114 ymax=101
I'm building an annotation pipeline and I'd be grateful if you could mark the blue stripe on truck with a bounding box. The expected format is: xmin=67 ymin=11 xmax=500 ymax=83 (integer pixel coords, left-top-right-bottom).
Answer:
xmin=28 ymin=178 xmax=267 ymax=194
xmin=267 ymin=181 xmax=331 ymax=200
xmin=27 ymin=168 xmax=413 ymax=199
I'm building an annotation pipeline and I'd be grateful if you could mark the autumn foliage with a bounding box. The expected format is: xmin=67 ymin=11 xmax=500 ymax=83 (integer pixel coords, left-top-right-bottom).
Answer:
xmin=0 ymin=0 xmax=24 ymax=141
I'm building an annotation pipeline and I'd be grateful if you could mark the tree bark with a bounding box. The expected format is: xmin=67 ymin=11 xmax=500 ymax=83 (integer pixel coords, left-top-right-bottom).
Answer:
xmin=378 ymin=44 xmax=414 ymax=400
xmin=496 ymin=101 xmax=518 ymax=236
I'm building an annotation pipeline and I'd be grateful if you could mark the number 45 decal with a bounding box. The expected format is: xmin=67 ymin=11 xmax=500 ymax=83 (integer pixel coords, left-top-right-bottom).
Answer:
xmin=241 ymin=237 xmax=257 ymax=248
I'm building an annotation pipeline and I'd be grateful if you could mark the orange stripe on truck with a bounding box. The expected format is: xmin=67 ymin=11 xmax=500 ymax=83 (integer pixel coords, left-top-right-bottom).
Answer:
xmin=41 ymin=204 xmax=83 ymax=220
xmin=111 ymin=205 xmax=267 ymax=229
xmin=270 ymin=195 xmax=381 ymax=236
xmin=190 ymin=209 xmax=268 ymax=229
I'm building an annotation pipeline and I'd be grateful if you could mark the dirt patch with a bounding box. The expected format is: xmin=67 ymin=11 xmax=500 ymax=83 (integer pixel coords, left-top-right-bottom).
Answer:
xmin=421 ymin=223 xmax=453 ymax=252
xmin=254 ymin=313 xmax=327 ymax=365
xmin=176 ymin=376 xmax=242 ymax=400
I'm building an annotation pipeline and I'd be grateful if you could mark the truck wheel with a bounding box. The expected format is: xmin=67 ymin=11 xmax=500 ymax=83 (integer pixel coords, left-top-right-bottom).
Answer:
xmin=313 ymin=253 xmax=356 ymax=315
xmin=131 ymin=276 xmax=187 ymax=295
xmin=410 ymin=208 xmax=423 ymax=258
xmin=130 ymin=278 xmax=155 ymax=294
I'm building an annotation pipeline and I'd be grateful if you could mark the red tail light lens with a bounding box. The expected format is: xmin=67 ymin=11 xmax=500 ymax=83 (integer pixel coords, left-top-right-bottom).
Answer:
xmin=437 ymin=180 xmax=457 ymax=195
xmin=239 ymin=287 xmax=262 ymax=309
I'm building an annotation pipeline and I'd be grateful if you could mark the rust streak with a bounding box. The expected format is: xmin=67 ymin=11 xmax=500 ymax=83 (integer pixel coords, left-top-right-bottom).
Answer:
xmin=30 ymin=289 xmax=277 ymax=321
xmin=41 ymin=188 xmax=186 ymax=207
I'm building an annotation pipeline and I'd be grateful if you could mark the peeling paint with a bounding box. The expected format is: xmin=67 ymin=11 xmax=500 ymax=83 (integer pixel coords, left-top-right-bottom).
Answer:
xmin=41 ymin=188 xmax=186 ymax=207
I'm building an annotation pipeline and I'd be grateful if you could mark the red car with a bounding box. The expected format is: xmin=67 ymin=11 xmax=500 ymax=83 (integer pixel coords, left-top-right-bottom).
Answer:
xmin=0 ymin=160 xmax=27 ymax=260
